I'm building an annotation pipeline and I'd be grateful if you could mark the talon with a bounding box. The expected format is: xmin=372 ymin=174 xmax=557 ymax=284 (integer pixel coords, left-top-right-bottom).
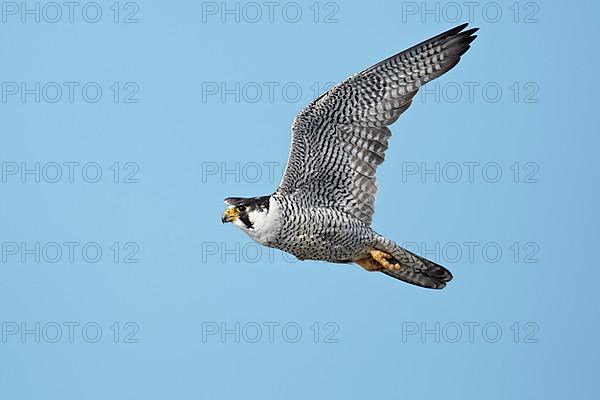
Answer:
xmin=356 ymin=249 xmax=404 ymax=272
xmin=370 ymin=249 xmax=402 ymax=271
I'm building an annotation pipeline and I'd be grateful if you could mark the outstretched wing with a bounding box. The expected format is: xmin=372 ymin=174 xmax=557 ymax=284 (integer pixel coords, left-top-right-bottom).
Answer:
xmin=276 ymin=24 xmax=478 ymax=225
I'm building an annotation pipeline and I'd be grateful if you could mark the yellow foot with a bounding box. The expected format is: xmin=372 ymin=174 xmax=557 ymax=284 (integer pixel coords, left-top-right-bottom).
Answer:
xmin=356 ymin=249 xmax=403 ymax=272
xmin=369 ymin=249 xmax=403 ymax=271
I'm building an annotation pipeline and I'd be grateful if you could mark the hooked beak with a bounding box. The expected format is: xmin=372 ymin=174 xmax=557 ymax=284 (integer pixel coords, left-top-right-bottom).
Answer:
xmin=221 ymin=207 xmax=239 ymax=224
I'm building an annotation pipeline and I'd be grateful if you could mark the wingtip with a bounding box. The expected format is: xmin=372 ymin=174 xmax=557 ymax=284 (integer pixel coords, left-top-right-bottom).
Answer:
xmin=456 ymin=22 xmax=469 ymax=31
xmin=463 ymin=27 xmax=480 ymax=37
xmin=465 ymin=33 xmax=478 ymax=44
xmin=443 ymin=22 xmax=469 ymax=37
xmin=454 ymin=24 xmax=480 ymax=35
xmin=440 ymin=23 xmax=479 ymax=41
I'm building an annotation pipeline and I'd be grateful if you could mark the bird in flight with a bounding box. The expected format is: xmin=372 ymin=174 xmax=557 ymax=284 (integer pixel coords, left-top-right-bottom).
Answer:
xmin=222 ymin=24 xmax=478 ymax=289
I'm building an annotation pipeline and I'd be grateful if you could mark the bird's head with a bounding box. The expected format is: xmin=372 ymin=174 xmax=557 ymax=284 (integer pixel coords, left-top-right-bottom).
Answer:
xmin=221 ymin=196 xmax=272 ymax=232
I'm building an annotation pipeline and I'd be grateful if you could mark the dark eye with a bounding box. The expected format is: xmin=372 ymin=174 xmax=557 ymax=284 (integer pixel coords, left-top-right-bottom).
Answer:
xmin=238 ymin=206 xmax=246 ymax=212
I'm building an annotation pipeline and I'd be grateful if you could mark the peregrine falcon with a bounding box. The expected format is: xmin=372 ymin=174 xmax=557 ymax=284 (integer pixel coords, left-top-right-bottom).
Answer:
xmin=222 ymin=24 xmax=478 ymax=289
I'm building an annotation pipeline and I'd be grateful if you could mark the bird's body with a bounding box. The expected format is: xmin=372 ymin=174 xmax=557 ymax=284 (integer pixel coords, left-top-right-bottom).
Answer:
xmin=262 ymin=194 xmax=375 ymax=262
xmin=222 ymin=24 xmax=478 ymax=289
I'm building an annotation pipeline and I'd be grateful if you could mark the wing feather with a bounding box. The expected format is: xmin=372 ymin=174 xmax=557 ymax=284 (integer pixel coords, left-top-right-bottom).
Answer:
xmin=277 ymin=24 xmax=478 ymax=225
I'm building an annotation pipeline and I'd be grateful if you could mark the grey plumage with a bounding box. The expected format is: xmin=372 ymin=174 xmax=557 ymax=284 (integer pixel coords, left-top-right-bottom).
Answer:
xmin=223 ymin=24 xmax=478 ymax=289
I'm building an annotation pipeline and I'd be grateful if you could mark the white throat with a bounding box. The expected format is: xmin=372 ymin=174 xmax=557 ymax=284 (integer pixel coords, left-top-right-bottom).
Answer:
xmin=236 ymin=197 xmax=282 ymax=246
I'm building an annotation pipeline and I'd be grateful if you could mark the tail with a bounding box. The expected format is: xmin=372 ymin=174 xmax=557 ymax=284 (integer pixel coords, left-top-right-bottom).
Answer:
xmin=358 ymin=236 xmax=453 ymax=289
xmin=380 ymin=247 xmax=453 ymax=289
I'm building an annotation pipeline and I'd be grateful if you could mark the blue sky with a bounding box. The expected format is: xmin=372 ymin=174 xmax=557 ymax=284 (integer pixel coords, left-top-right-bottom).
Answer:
xmin=1 ymin=1 xmax=598 ymax=399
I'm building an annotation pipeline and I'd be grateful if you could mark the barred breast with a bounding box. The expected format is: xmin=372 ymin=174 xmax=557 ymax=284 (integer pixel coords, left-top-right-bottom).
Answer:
xmin=271 ymin=194 xmax=375 ymax=262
